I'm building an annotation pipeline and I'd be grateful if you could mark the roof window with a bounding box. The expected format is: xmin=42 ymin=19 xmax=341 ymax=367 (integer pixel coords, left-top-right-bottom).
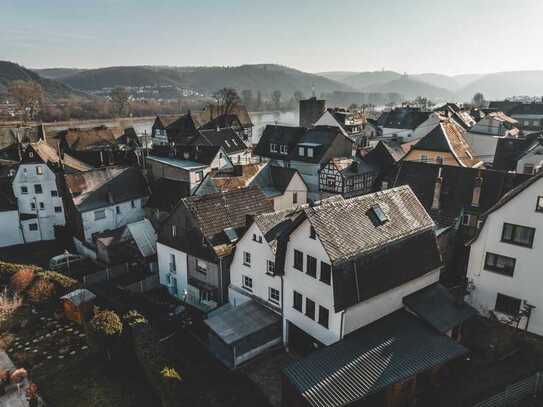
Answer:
xmin=369 ymin=204 xmax=388 ymax=226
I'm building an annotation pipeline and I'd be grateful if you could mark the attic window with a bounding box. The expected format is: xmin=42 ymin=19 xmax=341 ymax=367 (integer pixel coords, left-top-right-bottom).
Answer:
xmin=369 ymin=204 xmax=388 ymax=226
xmin=270 ymin=143 xmax=278 ymax=153
xmin=231 ymin=139 xmax=238 ymax=146
xmin=224 ymin=227 xmax=238 ymax=243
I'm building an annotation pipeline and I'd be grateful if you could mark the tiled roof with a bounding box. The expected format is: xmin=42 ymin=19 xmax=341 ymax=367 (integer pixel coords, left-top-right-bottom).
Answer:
xmin=182 ymin=185 xmax=273 ymax=256
xmin=304 ymin=185 xmax=435 ymax=264
xmin=30 ymin=141 xmax=93 ymax=172
xmin=59 ymin=126 xmax=123 ymax=151
xmin=196 ymin=127 xmax=248 ymax=155
xmin=150 ymin=144 xmax=224 ymax=167
xmin=283 ymin=310 xmax=468 ymax=407
xmin=377 ymin=108 xmax=431 ymax=130
xmin=155 ymin=114 xmax=184 ymax=129
xmin=198 ymin=113 xmax=242 ymax=131
xmin=196 ymin=164 xmax=264 ymax=195
xmin=403 ymin=283 xmax=478 ymax=333
xmin=64 ymin=166 xmax=149 ymax=212
xmin=253 ymin=207 xmax=301 ymax=253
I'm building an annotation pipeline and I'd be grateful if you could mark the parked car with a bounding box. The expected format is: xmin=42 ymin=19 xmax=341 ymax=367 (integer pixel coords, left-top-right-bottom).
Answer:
xmin=48 ymin=252 xmax=86 ymax=272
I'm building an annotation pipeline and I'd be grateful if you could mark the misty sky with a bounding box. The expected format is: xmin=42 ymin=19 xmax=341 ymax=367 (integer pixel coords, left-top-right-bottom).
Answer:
xmin=2 ymin=0 xmax=543 ymax=75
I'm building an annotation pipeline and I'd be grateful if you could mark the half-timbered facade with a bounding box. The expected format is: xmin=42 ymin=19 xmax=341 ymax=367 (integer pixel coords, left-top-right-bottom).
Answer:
xmin=319 ymin=157 xmax=377 ymax=198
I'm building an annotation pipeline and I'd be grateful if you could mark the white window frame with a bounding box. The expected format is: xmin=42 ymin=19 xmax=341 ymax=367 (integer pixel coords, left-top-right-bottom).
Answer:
xmin=266 ymin=260 xmax=275 ymax=275
xmin=307 ymin=148 xmax=314 ymax=158
xmin=268 ymin=287 xmax=280 ymax=305
xmin=36 ymin=166 xmax=43 ymax=175
xmin=270 ymin=143 xmax=278 ymax=153
xmin=242 ymin=275 xmax=253 ymax=291
xmin=280 ymin=144 xmax=288 ymax=155
xmin=243 ymin=251 xmax=251 ymax=266
xmin=94 ymin=209 xmax=106 ymax=221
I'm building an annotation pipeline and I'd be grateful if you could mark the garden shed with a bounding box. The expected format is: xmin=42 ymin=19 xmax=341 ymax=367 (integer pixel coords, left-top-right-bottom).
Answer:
xmin=60 ymin=288 xmax=96 ymax=323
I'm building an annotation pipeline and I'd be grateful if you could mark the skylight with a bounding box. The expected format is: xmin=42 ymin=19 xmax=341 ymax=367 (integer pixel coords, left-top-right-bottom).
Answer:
xmin=370 ymin=204 xmax=388 ymax=225
xmin=223 ymin=227 xmax=239 ymax=243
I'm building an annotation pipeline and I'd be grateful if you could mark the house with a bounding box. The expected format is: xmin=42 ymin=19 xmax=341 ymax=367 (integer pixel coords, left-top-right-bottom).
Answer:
xmin=146 ymin=145 xmax=233 ymax=196
xmin=492 ymin=133 xmax=543 ymax=173
xmin=194 ymin=128 xmax=250 ymax=163
xmin=393 ymin=161 xmax=531 ymax=283
xmin=201 ymin=104 xmax=254 ymax=141
xmin=145 ymin=178 xmax=188 ymax=226
xmin=62 ymin=166 xmax=149 ymax=256
xmin=54 ymin=125 xmax=124 ymax=167
xmin=0 ymin=125 xmax=43 ymax=161
xmin=314 ymin=108 xmax=366 ymax=146
xmin=193 ymin=163 xmax=265 ymax=197
xmin=466 ymin=112 xmax=519 ymax=163
xmin=156 ymin=186 xmax=273 ymax=312
xmin=151 ymin=114 xmax=183 ymax=146
xmin=250 ymin=163 xmax=308 ymax=210
xmin=255 ymin=125 xmax=353 ymax=199
xmin=10 ymin=144 xmax=73 ymax=242
xmin=282 ymin=309 xmax=468 ymax=407
xmin=466 ymin=171 xmax=543 ymax=336
xmin=199 ymin=113 xmax=246 ymax=139
xmin=506 ymin=102 xmax=543 ymax=131
xmin=402 ymin=118 xmax=482 ymax=167
xmin=377 ymin=107 xmax=431 ymax=140
xmin=515 ymin=137 xmax=543 ymax=174
xmin=434 ymin=103 xmax=476 ymax=131
xmin=319 ymin=157 xmax=377 ymax=198
xmin=163 ymin=112 xmax=200 ymax=145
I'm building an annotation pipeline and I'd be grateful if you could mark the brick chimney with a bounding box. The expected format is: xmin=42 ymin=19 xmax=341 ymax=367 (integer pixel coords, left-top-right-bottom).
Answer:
xmin=431 ymin=167 xmax=443 ymax=210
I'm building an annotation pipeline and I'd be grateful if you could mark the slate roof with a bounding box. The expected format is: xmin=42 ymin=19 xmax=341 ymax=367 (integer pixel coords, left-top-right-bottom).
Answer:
xmin=146 ymin=178 xmax=189 ymax=212
xmin=198 ymin=114 xmax=243 ymax=131
xmin=403 ymin=283 xmax=477 ymax=333
xmin=302 ymin=185 xmax=435 ymax=265
xmin=165 ymin=113 xmax=200 ymax=143
xmin=393 ymin=161 xmax=531 ymax=228
xmin=250 ymin=163 xmax=305 ymax=198
xmin=203 ymin=104 xmax=253 ymax=128
xmin=411 ymin=120 xmax=481 ymax=167
xmin=255 ymin=125 xmax=305 ymax=159
xmin=205 ymin=300 xmax=280 ymax=345
xmin=60 ymin=288 xmax=96 ymax=306
xmin=196 ymin=127 xmax=247 ymax=155
xmin=297 ymin=126 xmax=348 ymax=163
xmin=155 ymin=114 xmax=184 ymax=129
xmin=150 ymin=144 xmax=224 ymax=167
xmin=64 ymin=166 xmax=149 ymax=212
xmin=180 ymin=186 xmax=273 ymax=257
xmin=377 ymin=108 xmax=431 ymax=130
xmin=283 ymin=310 xmax=468 ymax=407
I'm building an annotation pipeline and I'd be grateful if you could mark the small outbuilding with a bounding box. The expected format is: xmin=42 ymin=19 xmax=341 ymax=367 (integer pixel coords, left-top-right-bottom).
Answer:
xmin=60 ymin=288 xmax=97 ymax=323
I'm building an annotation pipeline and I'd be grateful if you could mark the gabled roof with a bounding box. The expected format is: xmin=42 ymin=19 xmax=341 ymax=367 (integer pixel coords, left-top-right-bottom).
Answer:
xmin=180 ymin=186 xmax=273 ymax=257
xmin=254 ymin=125 xmax=305 ymax=158
xmin=198 ymin=113 xmax=243 ymax=131
xmin=150 ymin=144 xmax=225 ymax=167
xmin=154 ymin=114 xmax=184 ymax=129
xmin=377 ymin=108 xmax=431 ymax=130
xmin=29 ymin=141 xmax=93 ymax=172
xmin=325 ymin=157 xmax=376 ymax=177
xmin=202 ymin=104 xmax=253 ymax=128
xmin=283 ymin=310 xmax=468 ymax=407
xmin=196 ymin=127 xmax=247 ymax=155
xmin=486 ymin=111 xmax=518 ymax=124
xmin=412 ymin=120 xmax=481 ymax=167
xmin=301 ymin=185 xmax=435 ymax=265
xmin=250 ymin=163 xmax=306 ymax=198
xmin=393 ymin=161 xmax=531 ymax=228
xmin=252 ymin=207 xmax=301 ymax=253
xmin=59 ymin=126 xmax=123 ymax=151
xmin=64 ymin=166 xmax=149 ymax=212
xmin=193 ymin=163 xmax=265 ymax=196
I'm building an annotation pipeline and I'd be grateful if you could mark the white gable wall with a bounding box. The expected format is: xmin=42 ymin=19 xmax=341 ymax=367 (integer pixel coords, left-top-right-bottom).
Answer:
xmin=0 ymin=210 xmax=24 ymax=247
xmin=273 ymin=172 xmax=308 ymax=211
xmin=228 ymin=223 xmax=282 ymax=309
xmin=466 ymin=177 xmax=543 ymax=335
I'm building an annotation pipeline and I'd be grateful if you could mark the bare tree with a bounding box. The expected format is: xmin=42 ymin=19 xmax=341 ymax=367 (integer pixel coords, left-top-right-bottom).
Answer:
xmin=213 ymin=87 xmax=240 ymax=114
xmin=8 ymin=80 xmax=44 ymax=122
xmin=272 ymin=90 xmax=282 ymax=111
xmin=111 ymin=87 xmax=130 ymax=117
xmin=472 ymin=92 xmax=485 ymax=107
xmin=293 ymin=90 xmax=304 ymax=102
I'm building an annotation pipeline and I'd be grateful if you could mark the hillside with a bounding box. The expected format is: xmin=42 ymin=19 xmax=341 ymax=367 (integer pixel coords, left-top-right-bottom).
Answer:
xmin=320 ymin=70 xmax=402 ymax=91
xmin=458 ymin=71 xmax=543 ymax=100
xmin=411 ymin=73 xmax=461 ymax=92
xmin=0 ymin=61 xmax=82 ymax=99
xmin=33 ymin=68 xmax=86 ymax=80
xmin=50 ymin=64 xmax=354 ymax=97
xmin=365 ymin=77 xmax=453 ymax=99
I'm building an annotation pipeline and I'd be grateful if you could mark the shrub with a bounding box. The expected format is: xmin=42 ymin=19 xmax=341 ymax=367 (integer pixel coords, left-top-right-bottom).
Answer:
xmin=91 ymin=309 xmax=123 ymax=336
xmin=26 ymin=278 xmax=56 ymax=304
xmin=0 ymin=288 xmax=22 ymax=323
xmin=0 ymin=261 xmax=41 ymax=284
xmin=38 ymin=271 xmax=77 ymax=290
xmin=124 ymin=310 xmax=147 ymax=327
xmin=9 ymin=269 xmax=35 ymax=293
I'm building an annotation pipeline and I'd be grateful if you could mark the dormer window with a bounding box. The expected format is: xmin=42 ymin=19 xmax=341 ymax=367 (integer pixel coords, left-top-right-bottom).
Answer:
xmin=270 ymin=143 xmax=278 ymax=153
xmin=307 ymin=148 xmax=314 ymax=158
xmin=36 ymin=166 xmax=43 ymax=175
xmin=298 ymin=147 xmax=305 ymax=157
xmin=280 ymin=145 xmax=288 ymax=155
xmin=369 ymin=204 xmax=388 ymax=225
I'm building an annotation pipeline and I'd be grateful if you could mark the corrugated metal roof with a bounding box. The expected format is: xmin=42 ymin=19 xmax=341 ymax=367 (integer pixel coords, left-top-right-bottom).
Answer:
xmin=127 ymin=219 xmax=157 ymax=258
xmin=283 ymin=310 xmax=468 ymax=407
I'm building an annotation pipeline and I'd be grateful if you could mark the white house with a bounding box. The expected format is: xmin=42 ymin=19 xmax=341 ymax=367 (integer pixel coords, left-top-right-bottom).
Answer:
xmin=12 ymin=158 xmax=66 ymax=242
xmin=0 ymin=176 xmax=24 ymax=247
xmin=516 ymin=139 xmax=543 ymax=175
xmin=63 ymin=167 xmax=149 ymax=256
xmin=377 ymin=107 xmax=431 ymax=141
xmin=227 ymin=186 xmax=443 ymax=353
xmin=466 ymin=171 xmax=543 ymax=336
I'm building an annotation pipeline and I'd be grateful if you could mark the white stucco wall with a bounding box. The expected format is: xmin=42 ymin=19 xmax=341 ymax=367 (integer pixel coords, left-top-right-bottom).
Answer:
xmin=273 ymin=173 xmax=308 ymax=211
xmin=229 ymin=223 xmax=282 ymax=308
xmin=157 ymin=242 xmax=188 ymax=298
xmin=81 ymin=198 xmax=146 ymax=242
xmin=0 ymin=211 xmax=24 ymax=247
xmin=13 ymin=163 xmax=65 ymax=241
xmin=466 ymin=177 xmax=543 ymax=335
xmin=343 ymin=269 xmax=440 ymax=335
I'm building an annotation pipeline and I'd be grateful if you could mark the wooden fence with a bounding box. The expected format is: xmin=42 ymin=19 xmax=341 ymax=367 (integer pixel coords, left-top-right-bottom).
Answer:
xmin=474 ymin=371 xmax=543 ymax=407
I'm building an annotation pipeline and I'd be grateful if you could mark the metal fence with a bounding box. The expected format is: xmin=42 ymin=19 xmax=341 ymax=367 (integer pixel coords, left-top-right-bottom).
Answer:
xmin=474 ymin=371 xmax=543 ymax=407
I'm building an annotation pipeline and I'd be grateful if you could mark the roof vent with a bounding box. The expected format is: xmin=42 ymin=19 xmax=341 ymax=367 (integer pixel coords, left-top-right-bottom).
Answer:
xmin=368 ymin=204 xmax=388 ymax=226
